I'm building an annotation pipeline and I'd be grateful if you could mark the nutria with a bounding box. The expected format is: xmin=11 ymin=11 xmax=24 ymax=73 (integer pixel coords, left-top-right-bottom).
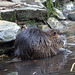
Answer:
xmin=14 ymin=27 xmax=64 ymax=60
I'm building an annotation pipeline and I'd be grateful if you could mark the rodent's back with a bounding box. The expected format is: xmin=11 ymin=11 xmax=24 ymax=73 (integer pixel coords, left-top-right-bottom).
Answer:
xmin=14 ymin=27 xmax=64 ymax=59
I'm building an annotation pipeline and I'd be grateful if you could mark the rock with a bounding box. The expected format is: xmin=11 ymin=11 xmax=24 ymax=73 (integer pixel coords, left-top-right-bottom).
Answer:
xmin=11 ymin=0 xmax=21 ymax=3
xmin=68 ymin=13 xmax=75 ymax=21
xmin=0 ymin=9 xmax=16 ymax=22
xmin=63 ymin=2 xmax=75 ymax=12
xmin=0 ymin=1 xmax=47 ymax=21
xmin=12 ymin=0 xmax=46 ymax=4
xmin=13 ymin=0 xmax=47 ymax=21
xmin=42 ymin=25 xmax=50 ymax=31
xmin=54 ymin=8 xmax=66 ymax=20
xmin=63 ymin=0 xmax=70 ymax=4
xmin=38 ymin=25 xmax=50 ymax=31
xmin=0 ymin=20 xmax=21 ymax=42
xmin=11 ymin=0 xmax=46 ymax=8
xmin=61 ymin=21 xmax=75 ymax=36
xmin=47 ymin=17 xmax=64 ymax=30
xmin=41 ymin=0 xmax=46 ymax=3
xmin=15 ymin=7 xmax=47 ymax=21
xmin=0 ymin=1 xmax=17 ymax=22
xmin=0 ymin=1 xmax=16 ymax=7
xmin=0 ymin=1 xmax=21 ymax=10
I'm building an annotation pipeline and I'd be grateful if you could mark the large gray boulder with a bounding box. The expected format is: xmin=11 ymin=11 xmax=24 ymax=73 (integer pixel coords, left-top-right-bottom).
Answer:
xmin=0 ymin=20 xmax=21 ymax=43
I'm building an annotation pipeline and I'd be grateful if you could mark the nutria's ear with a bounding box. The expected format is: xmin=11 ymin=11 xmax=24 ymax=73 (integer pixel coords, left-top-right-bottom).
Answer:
xmin=53 ymin=31 xmax=56 ymax=36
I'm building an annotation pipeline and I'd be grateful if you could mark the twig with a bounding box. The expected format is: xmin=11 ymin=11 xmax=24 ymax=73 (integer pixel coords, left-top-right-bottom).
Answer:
xmin=70 ymin=63 xmax=75 ymax=72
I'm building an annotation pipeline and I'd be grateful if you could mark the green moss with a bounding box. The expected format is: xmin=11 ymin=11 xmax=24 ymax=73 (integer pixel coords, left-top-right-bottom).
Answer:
xmin=10 ymin=11 xmax=16 ymax=22
xmin=55 ymin=0 xmax=64 ymax=9
xmin=1 ymin=11 xmax=16 ymax=22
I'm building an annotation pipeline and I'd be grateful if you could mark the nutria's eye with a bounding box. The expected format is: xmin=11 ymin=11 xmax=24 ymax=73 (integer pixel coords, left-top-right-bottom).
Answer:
xmin=53 ymin=32 xmax=56 ymax=36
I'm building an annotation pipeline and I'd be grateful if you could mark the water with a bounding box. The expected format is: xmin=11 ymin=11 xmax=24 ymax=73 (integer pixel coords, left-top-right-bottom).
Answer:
xmin=0 ymin=52 xmax=69 ymax=75
xmin=0 ymin=41 xmax=75 ymax=75
xmin=0 ymin=36 xmax=75 ymax=75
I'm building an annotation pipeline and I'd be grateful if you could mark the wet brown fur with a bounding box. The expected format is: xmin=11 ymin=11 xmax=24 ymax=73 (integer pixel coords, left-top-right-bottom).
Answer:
xmin=14 ymin=27 xmax=64 ymax=60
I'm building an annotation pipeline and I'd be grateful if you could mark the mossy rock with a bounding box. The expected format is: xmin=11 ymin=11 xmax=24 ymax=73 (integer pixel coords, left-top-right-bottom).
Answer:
xmin=15 ymin=7 xmax=47 ymax=21
xmin=0 ymin=9 xmax=16 ymax=22
xmin=0 ymin=20 xmax=21 ymax=42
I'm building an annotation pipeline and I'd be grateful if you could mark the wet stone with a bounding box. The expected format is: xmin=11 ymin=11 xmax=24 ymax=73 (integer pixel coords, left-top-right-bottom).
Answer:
xmin=0 ymin=20 xmax=21 ymax=43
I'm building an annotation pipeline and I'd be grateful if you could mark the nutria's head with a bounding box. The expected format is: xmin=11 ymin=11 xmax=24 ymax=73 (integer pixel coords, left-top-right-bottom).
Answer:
xmin=46 ymin=29 xmax=65 ymax=49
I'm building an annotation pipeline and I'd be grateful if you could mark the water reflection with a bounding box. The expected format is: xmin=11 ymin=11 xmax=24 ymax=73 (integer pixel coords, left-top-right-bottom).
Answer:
xmin=1 ymin=52 xmax=68 ymax=75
